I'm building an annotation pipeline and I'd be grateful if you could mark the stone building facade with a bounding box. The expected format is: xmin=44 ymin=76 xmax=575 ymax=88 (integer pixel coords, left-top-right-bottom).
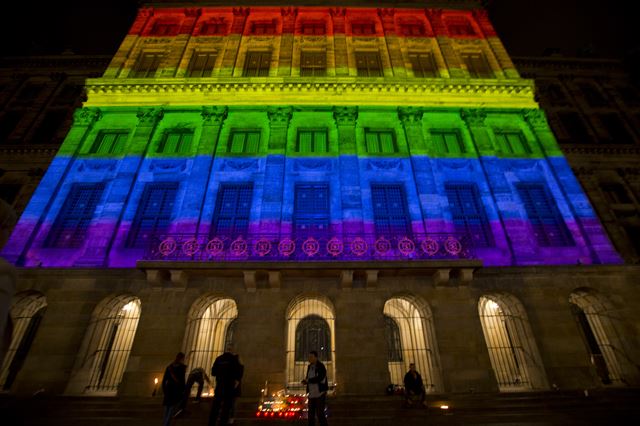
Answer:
xmin=0 ymin=1 xmax=639 ymax=399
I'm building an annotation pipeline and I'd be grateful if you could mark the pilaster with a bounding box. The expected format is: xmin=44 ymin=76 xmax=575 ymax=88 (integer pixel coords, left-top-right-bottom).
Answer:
xmin=334 ymin=107 xmax=363 ymax=234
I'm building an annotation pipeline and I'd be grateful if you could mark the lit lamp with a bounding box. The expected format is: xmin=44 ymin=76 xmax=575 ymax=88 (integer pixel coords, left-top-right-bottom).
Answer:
xmin=152 ymin=377 xmax=159 ymax=396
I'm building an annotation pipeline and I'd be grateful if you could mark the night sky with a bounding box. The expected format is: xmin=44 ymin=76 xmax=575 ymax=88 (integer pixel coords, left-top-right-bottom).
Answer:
xmin=0 ymin=0 xmax=637 ymax=61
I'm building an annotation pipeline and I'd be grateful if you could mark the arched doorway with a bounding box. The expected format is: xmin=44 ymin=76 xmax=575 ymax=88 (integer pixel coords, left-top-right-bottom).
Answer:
xmin=183 ymin=296 xmax=238 ymax=374
xmin=0 ymin=291 xmax=47 ymax=390
xmin=67 ymin=295 xmax=141 ymax=394
xmin=478 ymin=293 xmax=547 ymax=391
xmin=569 ymin=288 xmax=637 ymax=385
xmin=286 ymin=296 xmax=336 ymax=393
xmin=383 ymin=296 xmax=442 ymax=393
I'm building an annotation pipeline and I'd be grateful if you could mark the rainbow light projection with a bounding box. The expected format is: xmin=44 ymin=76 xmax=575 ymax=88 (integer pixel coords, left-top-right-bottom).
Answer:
xmin=1 ymin=6 xmax=621 ymax=267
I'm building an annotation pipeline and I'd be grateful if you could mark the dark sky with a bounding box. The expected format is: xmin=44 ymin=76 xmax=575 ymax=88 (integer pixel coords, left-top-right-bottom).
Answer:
xmin=0 ymin=0 xmax=637 ymax=60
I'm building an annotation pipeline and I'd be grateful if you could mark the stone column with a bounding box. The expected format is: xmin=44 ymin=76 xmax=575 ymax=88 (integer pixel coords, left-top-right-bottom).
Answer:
xmin=278 ymin=7 xmax=298 ymax=76
xmin=2 ymin=108 xmax=101 ymax=266
xmin=330 ymin=8 xmax=349 ymax=76
xmin=0 ymin=259 xmax=16 ymax=366
xmin=260 ymin=107 xmax=293 ymax=235
xmin=426 ymin=9 xmax=464 ymax=78
xmin=378 ymin=8 xmax=406 ymax=77
xmin=333 ymin=107 xmax=363 ymax=235
xmin=220 ymin=8 xmax=249 ymax=77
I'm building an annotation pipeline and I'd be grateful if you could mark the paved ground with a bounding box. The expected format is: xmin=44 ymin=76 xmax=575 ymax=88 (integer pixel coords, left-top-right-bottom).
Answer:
xmin=2 ymin=388 xmax=640 ymax=425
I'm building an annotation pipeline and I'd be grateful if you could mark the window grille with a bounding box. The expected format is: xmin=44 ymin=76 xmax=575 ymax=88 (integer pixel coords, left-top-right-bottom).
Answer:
xmin=131 ymin=52 xmax=162 ymax=78
xmin=243 ymin=51 xmax=271 ymax=77
xmin=445 ymin=183 xmax=494 ymax=247
xmin=364 ymin=129 xmax=397 ymax=153
xmin=293 ymin=183 xmax=330 ymax=238
xmin=516 ymin=183 xmax=574 ymax=247
xmin=157 ymin=130 xmax=193 ymax=154
xmin=461 ymin=52 xmax=494 ymax=78
xmin=89 ymin=131 xmax=128 ymax=154
xmin=409 ymin=52 xmax=437 ymax=78
xmin=371 ymin=184 xmax=411 ymax=237
xmin=126 ymin=183 xmax=178 ymax=248
xmin=212 ymin=183 xmax=253 ymax=238
xmin=430 ymin=130 xmax=465 ymax=154
xmin=296 ymin=129 xmax=328 ymax=153
xmin=295 ymin=315 xmax=332 ymax=362
xmin=355 ymin=52 xmax=383 ymax=77
xmin=45 ymin=183 xmax=105 ymax=248
xmin=228 ymin=130 xmax=260 ymax=153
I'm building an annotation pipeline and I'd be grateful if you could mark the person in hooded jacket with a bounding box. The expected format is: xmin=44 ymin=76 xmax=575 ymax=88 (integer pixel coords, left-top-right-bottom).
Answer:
xmin=162 ymin=352 xmax=187 ymax=426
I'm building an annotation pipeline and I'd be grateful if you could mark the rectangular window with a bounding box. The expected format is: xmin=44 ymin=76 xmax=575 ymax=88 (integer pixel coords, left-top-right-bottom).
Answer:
xmin=430 ymin=130 xmax=465 ymax=154
xmin=212 ymin=183 xmax=253 ymax=238
xmin=409 ymin=52 xmax=437 ymax=78
xmin=371 ymin=184 xmax=411 ymax=238
xmin=31 ymin=110 xmax=67 ymax=144
xmin=251 ymin=21 xmax=276 ymax=35
xmin=45 ymin=183 xmax=105 ymax=248
xmin=494 ymin=131 xmax=531 ymax=155
xmin=601 ymin=183 xmax=632 ymax=204
xmin=157 ymin=130 xmax=193 ymax=154
xmin=150 ymin=22 xmax=178 ymax=36
xmin=200 ymin=21 xmax=226 ymax=35
xmin=516 ymin=183 xmax=574 ymax=247
xmin=301 ymin=21 xmax=325 ymax=35
xmin=294 ymin=183 xmax=330 ymax=238
xmin=352 ymin=22 xmax=376 ymax=35
xmin=131 ymin=52 xmax=162 ymax=78
xmin=0 ymin=111 xmax=23 ymax=144
xmin=243 ymin=51 xmax=271 ymax=77
xmin=296 ymin=129 xmax=328 ymax=153
xmin=187 ymin=52 xmax=217 ymax=78
xmin=355 ymin=52 xmax=383 ymax=77
xmin=599 ymin=114 xmax=635 ymax=145
xmin=300 ymin=51 xmax=326 ymax=77
xmin=400 ymin=22 xmax=425 ymax=36
xmin=461 ymin=52 xmax=494 ymax=78
xmin=126 ymin=183 xmax=178 ymax=248
xmin=365 ymin=129 xmax=397 ymax=153
xmin=557 ymin=112 xmax=592 ymax=144
xmin=89 ymin=131 xmax=128 ymax=154
xmin=445 ymin=183 xmax=494 ymax=247
xmin=446 ymin=18 xmax=476 ymax=36
xmin=228 ymin=130 xmax=260 ymax=153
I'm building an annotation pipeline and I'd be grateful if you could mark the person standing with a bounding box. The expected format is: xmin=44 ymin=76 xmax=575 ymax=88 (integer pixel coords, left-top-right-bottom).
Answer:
xmin=301 ymin=351 xmax=328 ymax=426
xmin=162 ymin=352 xmax=187 ymax=426
xmin=174 ymin=366 xmax=212 ymax=417
xmin=403 ymin=363 xmax=428 ymax=407
xmin=208 ymin=345 xmax=243 ymax=426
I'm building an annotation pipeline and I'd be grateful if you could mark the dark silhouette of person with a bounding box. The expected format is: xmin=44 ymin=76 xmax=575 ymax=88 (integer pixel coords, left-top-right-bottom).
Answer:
xmin=208 ymin=345 xmax=243 ymax=426
xmin=403 ymin=363 xmax=428 ymax=407
xmin=162 ymin=352 xmax=186 ymax=426
xmin=301 ymin=350 xmax=328 ymax=426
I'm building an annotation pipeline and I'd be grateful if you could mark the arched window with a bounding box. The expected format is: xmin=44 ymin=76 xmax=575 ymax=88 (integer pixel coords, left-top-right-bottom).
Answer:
xmin=0 ymin=292 xmax=47 ymax=390
xmin=66 ymin=295 xmax=141 ymax=395
xmin=286 ymin=296 xmax=336 ymax=392
xmin=295 ymin=315 xmax=331 ymax=362
xmin=569 ymin=288 xmax=637 ymax=385
xmin=383 ymin=296 xmax=442 ymax=392
xmin=478 ymin=294 xmax=547 ymax=391
xmin=183 ymin=296 xmax=238 ymax=373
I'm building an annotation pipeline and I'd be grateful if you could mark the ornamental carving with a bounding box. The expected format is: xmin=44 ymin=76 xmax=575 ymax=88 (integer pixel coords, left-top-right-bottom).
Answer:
xmin=201 ymin=106 xmax=228 ymax=125
xmin=523 ymin=109 xmax=549 ymax=129
xmin=398 ymin=107 xmax=424 ymax=125
xmin=460 ymin=108 xmax=487 ymax=126
xmin=136 ymin=107 xmax=164 ymax=126
xmin=267 ymin=106 xmax=293 ymax=127
xmin=333 ymin=106 xmax=358 ymax=126
xmin=73 ymin=108 xmax=102 ymax=126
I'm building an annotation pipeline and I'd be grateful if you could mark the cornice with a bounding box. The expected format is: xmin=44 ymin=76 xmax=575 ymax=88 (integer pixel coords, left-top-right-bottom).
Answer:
xmin=141 ymin=1 xmax=483 ymax=10
xmin=0 ymin=55 xmax=112 ymax=71
xmin=561 ymin=145 xmax=640 ymax=157
xmin=84 ymin=77 xmax=536 ymax=108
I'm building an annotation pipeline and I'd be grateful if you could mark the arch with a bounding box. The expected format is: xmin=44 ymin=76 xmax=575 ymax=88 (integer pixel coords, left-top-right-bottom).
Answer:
xmin=569 ymin=288 xmax=638 ymax=385
xmin=67 ymin=294 xmax=140 ymax=395
xmin=182 ymin=296 xmax=238 ymax=374
xmin=478 ymin=293 xmax=548 ymax=391
xmin=0 ymin=291 xmax=47 ymax=390
xmin=285 ymin=295 xmax=336 ymax=392
xmin=383 ymin=295 xmax=442 ymax=393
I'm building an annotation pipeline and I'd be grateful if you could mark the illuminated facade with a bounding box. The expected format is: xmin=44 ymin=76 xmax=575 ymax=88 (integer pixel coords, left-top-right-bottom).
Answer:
xmin=1 ymin=1 xmax=639 ymax=398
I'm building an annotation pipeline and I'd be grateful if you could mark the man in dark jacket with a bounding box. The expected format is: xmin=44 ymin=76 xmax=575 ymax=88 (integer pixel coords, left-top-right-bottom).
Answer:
xmin=301 ymin=351 xmax=328 ymax=426
xmin=162 ymin=352 xmax=187 ymax=426
xmin=208 ymin=345 xmax=243 ymax=426
xmin=403 ymin=363 xmax=428 ymax=407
